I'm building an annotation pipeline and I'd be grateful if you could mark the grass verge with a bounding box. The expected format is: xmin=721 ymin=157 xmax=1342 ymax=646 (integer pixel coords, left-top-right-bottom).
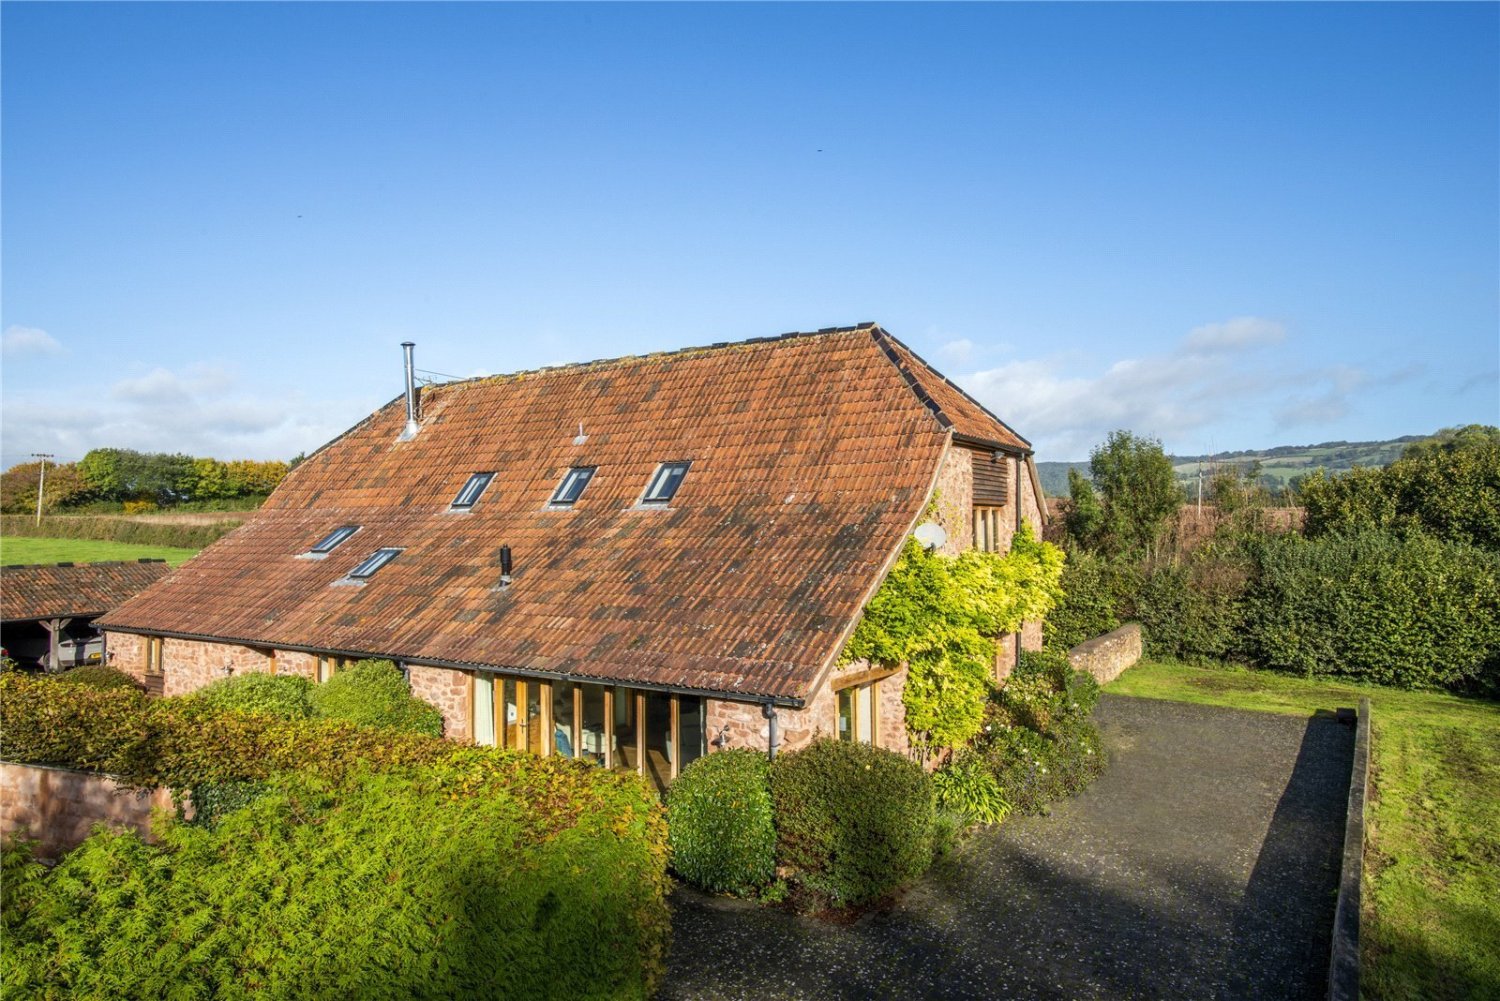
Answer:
xmin=1108 ymin=661 xmax=1499 ymax=1001
xmin=0 ymin=536 xmax=199 ymax=567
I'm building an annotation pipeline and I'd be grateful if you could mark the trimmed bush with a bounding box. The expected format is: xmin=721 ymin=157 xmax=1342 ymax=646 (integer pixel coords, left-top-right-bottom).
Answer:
xmin=0 ymin=513 xmax=239 ymax=549
xmin=309 ymin=659 xmax=444 ymax=737
xmin=1044 ymin=548 xmax=1122 ymax=651
xmin=769 ymin=739 xmax=935 ymax=907
xmin=190 ymin=672 xmax=314 ymax=720
xmin=2 ymin=765 xmax=668 ymax=1000
xmin=1244 ymin=529 xmax=1500 ymax=691
xmin=54 ymin=665 xmax=142 ymax=691
xmin=666 ymin=749 xmax=775 ymax=896
xmin=0 ymin=673 xmax=672 ymax=999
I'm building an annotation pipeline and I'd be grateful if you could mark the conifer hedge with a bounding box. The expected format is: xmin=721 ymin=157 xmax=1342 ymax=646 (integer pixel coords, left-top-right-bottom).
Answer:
xmin=0 ymin=674 xmax=671 ymax=1000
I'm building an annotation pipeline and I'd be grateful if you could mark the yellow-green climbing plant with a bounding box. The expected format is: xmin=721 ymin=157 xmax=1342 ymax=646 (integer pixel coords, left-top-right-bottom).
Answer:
xmin=841 ymin=525 xmax=1065 ymax=756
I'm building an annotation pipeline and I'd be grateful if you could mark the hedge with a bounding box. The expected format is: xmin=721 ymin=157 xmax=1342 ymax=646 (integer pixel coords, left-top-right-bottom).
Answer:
xmin=189 ymin=672 xmax=315 ymax=720
xmin=54 ymin=666 xmax=142 ymax=692
xmin=770 ymin=739 xmax=935 ymax=907
xmin=0 ymin=514 xmax=238 ymax=550
xmin=0 ymin=674 xmax=672 ymax=998
xmin=309 ymin=659 xmax=444 ymax=737
xmin=666 ymin=750 xmax=776 ymax=897
xmin=1243 ymin=530 xmax=1500 ymax=691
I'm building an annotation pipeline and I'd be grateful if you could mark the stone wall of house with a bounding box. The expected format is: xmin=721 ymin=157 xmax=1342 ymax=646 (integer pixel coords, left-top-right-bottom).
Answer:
xmin=276 ymin=650 xmax=318 ymax=680
xmin=106 ymin=631 xmax=147 ymax=681
xmin=930 ymin=444 xmax=974 ymax=554
xmin=704 ymin=659 xmax=910 ymax=758
xmin=409 ymin=665 xmax=472 ymax=741
xmin=1 ymin=760 xmax=175 ymax=862
xmin=1067 ymin=623 xmax=1143 ymax=685
xmin=156 ymin=638 xmax=275 ymax=696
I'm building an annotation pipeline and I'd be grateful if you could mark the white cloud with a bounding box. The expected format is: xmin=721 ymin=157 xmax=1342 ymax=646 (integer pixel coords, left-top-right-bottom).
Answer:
xmin=2 ymin=325 xmax=63 ymax=358
xmin=1183 ymin=317 xmax=1285 ymax=354
xmin=1 ymin=362 xmax=362 ymax=468
xmin=950 ymin=316 xmax=1354 ymax=458
xmin=937 ymin=338 xmax=977 ymax=365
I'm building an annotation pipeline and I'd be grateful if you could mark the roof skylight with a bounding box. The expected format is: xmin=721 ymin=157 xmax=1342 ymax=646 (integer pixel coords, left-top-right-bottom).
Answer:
xmin=307 ymin=525 xmax=359 ymax=555
xmin=550 ymin=466 xmax=596 ymax=506
xmin=451 ymin=472 xmax=495 ymax=510
xmin=346 ymin=548 xmax=402 ymax=580
xmin=641 ymin=461 xmax=690 ymax=504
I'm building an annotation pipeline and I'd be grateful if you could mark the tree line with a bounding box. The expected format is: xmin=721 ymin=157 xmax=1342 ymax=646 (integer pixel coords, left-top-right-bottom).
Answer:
xmin=1052 ymin=425 xmax=1500 ymax=695
xmin=0 ymin=449 xmax=295 ymax=515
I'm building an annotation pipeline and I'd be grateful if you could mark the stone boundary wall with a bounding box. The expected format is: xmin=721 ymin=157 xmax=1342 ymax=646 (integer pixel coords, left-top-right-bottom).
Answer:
xmin=1067 ymin=623 xmax=1143 ymax=684
xmin=1327 ymin=696 xmax=1371 ymax=1001
xmin=1 ymin=760 xmax=174 ymax=861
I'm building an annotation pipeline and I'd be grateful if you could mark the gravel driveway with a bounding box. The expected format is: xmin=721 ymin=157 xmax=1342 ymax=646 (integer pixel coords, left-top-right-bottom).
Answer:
xmin=660 ymin=693 xmax=1353 ymax=1001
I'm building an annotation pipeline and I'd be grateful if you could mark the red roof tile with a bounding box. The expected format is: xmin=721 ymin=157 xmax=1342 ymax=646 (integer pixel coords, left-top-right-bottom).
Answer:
xmin=100 ymin=325 xmax=1025 ymax=703
xmin=1 ymin=560 xmax=173 ymax=622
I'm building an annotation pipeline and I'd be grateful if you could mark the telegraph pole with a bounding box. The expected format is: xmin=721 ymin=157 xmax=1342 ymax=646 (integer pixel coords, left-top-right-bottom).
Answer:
xmin=31 ymin=453 xmax=54 ymax=527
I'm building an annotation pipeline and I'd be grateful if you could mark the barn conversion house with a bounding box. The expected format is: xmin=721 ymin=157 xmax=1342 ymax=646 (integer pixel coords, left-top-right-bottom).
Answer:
xmin=99 ymin=324 xmax=1045 ymax=789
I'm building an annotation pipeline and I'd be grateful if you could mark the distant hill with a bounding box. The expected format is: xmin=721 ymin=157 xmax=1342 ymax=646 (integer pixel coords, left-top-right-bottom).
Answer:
xmin=1036 ymin=434 xmax=1428 ymax=497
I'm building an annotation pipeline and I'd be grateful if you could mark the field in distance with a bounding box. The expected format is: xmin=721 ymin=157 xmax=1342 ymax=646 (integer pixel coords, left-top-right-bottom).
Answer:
xmin=0 ymin=536 xmax=199 ymax=567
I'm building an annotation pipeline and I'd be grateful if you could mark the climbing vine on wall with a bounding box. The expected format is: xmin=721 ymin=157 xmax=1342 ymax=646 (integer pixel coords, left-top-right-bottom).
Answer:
xmin=841 ymin=526 xmax=1066 ymax=756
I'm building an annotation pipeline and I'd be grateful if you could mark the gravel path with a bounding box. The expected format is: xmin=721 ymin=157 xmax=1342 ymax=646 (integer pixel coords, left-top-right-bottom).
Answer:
xmin=660 ymin=694 xmax=1353 ymax=1001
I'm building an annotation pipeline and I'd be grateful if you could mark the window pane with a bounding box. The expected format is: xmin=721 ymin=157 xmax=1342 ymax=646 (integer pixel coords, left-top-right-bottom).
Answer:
xmin=474 ymin=673 xmax=496 ymax=747
xmin=452 ymin=472 xmax=494 ymax=509
xmin=551 ymin=466 xmax=595 ymax=504
xmin=550 ymin=682 xmax=575 ymax=757
xmin=837 ymin=688 xmax=854 ymax=742
xmin=643 ymin=462 xmax=689 ymax=503
xmin=311 ymin=526 xmax=357 ymax=553
xmin=579 ymin=684 xmax=607 ymax=766
xmin=526 ymin=684 xmax=544 ymax=756
xmin=856 ymin=685 xmax=874 ymax=743
xmin=614 ymin=687 xmax=639 ymax=771
xmin=678 ymin=696 xmax=706 ymax=772
xmin=502 ymin=679 xmax=522 ymax=749
xmin=349 ymin=548 xmax=400 ymax=579
xmin=644 ymin=691 xmax=672 ymax=792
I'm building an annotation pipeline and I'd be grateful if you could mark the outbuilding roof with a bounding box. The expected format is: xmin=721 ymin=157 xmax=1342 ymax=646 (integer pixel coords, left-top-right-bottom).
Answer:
xmin=1 ymin=560 xmax=173 ymax=623
xmin=99 ymin=324 xmax=1029 ymax=703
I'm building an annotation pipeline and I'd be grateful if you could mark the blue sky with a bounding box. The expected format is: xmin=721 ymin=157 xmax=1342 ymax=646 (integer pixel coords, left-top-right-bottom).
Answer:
xmin=3 ymin=2 xmax=1496 ymax=468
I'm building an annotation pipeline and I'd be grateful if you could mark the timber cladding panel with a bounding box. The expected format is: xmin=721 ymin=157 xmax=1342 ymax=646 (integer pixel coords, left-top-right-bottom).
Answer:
xmin=98 ymin=324 xmax=1036 ymax=706
xmin=969 ymin=447 xmax=1010 ymax=506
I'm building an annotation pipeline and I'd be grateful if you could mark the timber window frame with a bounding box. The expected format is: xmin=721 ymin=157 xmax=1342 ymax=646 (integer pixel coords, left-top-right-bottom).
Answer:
xmin=973 ymin=506 xmax=1006 ymax=553
xmin=469 ymin=671 xmax=706 ymax=790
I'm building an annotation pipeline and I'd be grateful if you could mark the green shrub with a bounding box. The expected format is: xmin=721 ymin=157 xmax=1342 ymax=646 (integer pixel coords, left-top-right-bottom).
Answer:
xmin=666 ymin=750 xmax=775 ymax=896
xmin=1244 ymin=530 xmax=1500 ymax=691
xmin=2 ymin=765 xmax=669 ymax=1000
xmin=769 ymin=739 xmax=935 ymax=907
xmin=932 ymin=750 xmax=1010 ymax=826
xmin=54 ymin=665 xmax=142 ymax=691
xmin=190 ymin=672 xmax=314 ymax=720
xmin=1044 ymin=548 xmax=1121 ymax=650
xmin=976 ymin=714 xmax=1104 ymax=816
xmin=0 ymin=673 xmax=672 ymax=998
xmin=1130 ymin=546 xmax=1251 ymax=664
xmin=309 ymin=659 xmax=444 ymax=737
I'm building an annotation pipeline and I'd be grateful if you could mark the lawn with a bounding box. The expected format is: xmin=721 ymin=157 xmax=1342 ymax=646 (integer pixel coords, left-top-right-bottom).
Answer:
xmin=0 ymin=536 xmax=199 ymax=567
xmin=1109 ymin=661 xmax=1500 ymax=1001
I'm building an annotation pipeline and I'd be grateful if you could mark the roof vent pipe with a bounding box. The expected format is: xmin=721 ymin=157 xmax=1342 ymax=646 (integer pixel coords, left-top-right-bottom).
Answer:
xmin=398 ymin=341 xmax=421 ymax=441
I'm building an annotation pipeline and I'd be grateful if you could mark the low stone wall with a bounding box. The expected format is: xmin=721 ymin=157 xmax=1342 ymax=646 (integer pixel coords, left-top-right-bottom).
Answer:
xmin=1067 ymin=623 xmax=1143 ymax=684
xmin=1 ymin=760 xmax=174 ymax=861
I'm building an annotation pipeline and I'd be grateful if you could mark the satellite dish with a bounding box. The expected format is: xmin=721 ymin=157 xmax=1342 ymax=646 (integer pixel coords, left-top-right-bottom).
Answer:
xmin=913 ymin=522 xmax=948 ymax=551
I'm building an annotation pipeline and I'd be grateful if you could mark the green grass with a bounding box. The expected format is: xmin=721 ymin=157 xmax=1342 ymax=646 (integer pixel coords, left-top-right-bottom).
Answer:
xmin=1109 ymin=661 xmax=1500 ymax=1001
xmin=0 ymin=536 xmax=199 ymax=567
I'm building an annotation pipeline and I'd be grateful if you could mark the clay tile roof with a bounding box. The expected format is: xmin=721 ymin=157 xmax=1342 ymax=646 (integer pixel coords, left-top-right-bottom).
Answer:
xmin=99 ymin=325 xmax=1027 ymax=703
xmin=1 ymin=560 xmax=173 ymax=623
xmin=875 ymin=333 xmax=1031 ymax=451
